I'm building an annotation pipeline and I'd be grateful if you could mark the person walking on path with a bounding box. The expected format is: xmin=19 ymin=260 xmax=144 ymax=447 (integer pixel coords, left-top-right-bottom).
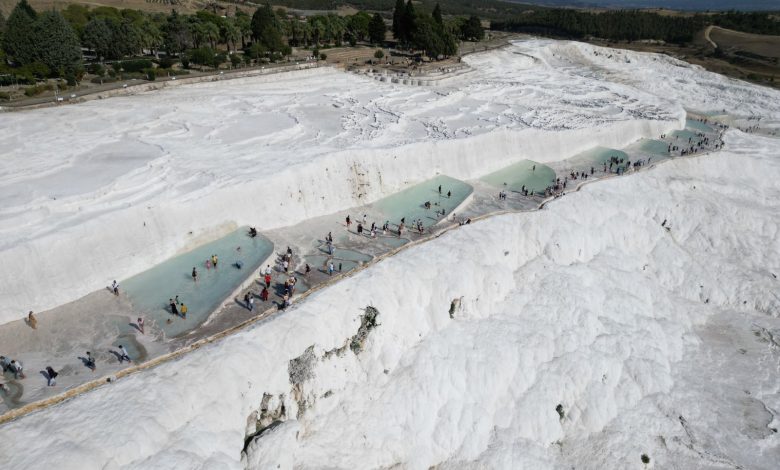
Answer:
xmin=328 ymin=261 xmax=335 ymax=276
xmin=45 ymin=366 xmax=58 ymax=386
xmin=85 ymin=352 xmax=96 ymax=371
xmin=10 ymin=360 xmax=24 ymax=379
xmin=260 ymin=287 xmax=269 ymax=302
xmin=346 ymin=215 xmax=351 ymax=229
xmin=244 ymin=293 xmax=254 ymax=311
xmin=111 ymin=280 xmax=119 ymax=296
xmin=264 ymin=273 xmax=272 ymax=288
xmin=137 ymin=317 xmax=145 ymax=334
xmin=27 ymin=311 xmax=37 ymax=329
xmin=118 ymin=345 xmax=131 ymax=363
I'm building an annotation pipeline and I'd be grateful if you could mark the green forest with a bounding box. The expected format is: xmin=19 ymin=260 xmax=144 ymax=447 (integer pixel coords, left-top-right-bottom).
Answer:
xmin=0 ymin=0 xmax=484 ymax=93
xmin=492 ymin=10 xmax=780 ymax=44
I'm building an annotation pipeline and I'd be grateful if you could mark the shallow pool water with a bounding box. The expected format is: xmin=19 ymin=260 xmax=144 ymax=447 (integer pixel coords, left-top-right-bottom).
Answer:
xmin=634 ymin=139 xmax=670 ymax=156
xmin=671 ymin=129 xmax=699 ymax=142
xmin=122 ymin=228 xmax=273 ymax=337
xmin=568 ymin=147 xmax=629 ymax=168
xmin=480 ymin=160 xmax=555 ymax=195
xmin=371 ymin=175 xmax=473 ymax=227
xmin=686 ymin=119 xmax=713 ymax=133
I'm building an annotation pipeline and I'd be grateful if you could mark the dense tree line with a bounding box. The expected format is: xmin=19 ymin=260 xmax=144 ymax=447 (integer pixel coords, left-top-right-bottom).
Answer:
xmin=392 ymin=0 xmax=480 ymax=58
xmin=2 ymin=0 xmax=82 ymax=79
xmin=0 ymin=0 xmax=484 ymax=87
xmin=492 ymin=9 xmax=780 ymax=44
xmin=246 ymin=0 xmax=535 ymax=20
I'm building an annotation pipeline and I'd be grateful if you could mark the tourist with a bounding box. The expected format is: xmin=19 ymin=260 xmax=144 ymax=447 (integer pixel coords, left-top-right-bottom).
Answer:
xmin=0 ymin=356 xmax=10 ymax=372
xmin=305 ymin=264 xmax=311 ymax=276
xmin=118 ymin=345 xmax=131 ymax=363
xmin=206 ymin=258 xmax=212 ymax=269
xmin=180 ymin=303 xmax=188 ymax=318
xmin=212 ymin=254 xmax=218 ymax=268
xmin=111 ymin=280 xmax=119 ymax=296
xmin=244 ymin=293 xmax=254 ymax=311
xmin=447 ymin=190 xmax=451 ymax=198
xmin=357 ymin=223 xmax=363 ymax=235
xmin=85 ymin=352 xmax=96 ymax=371
xmin=438 ymin=184 xmax=442 ymax=194
xmin=10 ymin=360 xmax=24 ymax=379
xmin=264 ymin=265 xmax=272 ymax=276
xmin=137 ymin=317 xmax=145 ymax=334
xmin=192 ymin=267 xmax=198 ymax=282
xmin=339 ymin=262 xmax=342 ymax=272
xmin=328 ymin=261 xmax=335 ymax=276
xmin=170 ymin=299 xmax=178 ymax=316
xmin=346 ymin=215 xmax=351 ymax=229
xmin=27 ymin=311 xmax=37 ymax=329
xmin=260 ymin=287 xmax=269 ymax=301
xmin=264 ymin=273 xmax=272 ymax=288
xmin=45 ymin=366 xmax=58 ymax=386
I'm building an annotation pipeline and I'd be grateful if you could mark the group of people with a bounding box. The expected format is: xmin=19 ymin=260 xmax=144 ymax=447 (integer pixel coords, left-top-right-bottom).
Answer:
xmin=169 ymin=296 xmax=188 ymax=318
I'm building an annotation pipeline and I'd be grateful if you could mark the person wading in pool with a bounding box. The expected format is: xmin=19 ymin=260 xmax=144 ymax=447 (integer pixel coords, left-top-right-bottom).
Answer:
xmin=170 ymin=299 xmax=178 ymax=316
xmin=192 ymin=267 xmax=198 ymax=282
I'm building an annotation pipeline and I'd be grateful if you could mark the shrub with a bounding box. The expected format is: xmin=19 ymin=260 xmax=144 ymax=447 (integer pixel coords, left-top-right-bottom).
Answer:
xmin=88 ymin=63 xmax=106 ymax=77
xmin=116 ymin=59 xmax=153 ymax=73
xmin=374 ymin=49 xmax=384 ymax=59
xmin=90 ymin=76 xmax=117 ymax=84
xmin=189 ymin=47 xmax=216 ymax=67
xmin=23 ymin=84 xmax=53 ymax=97
xmin=230 ymin=54 xmax=241 ymax=67
xmin=640 ymin=454 xmax=650 ymax=464
xmin=0 ymin=91 xmax=11 ymax=101
xmin=319 ymin=53 xmax=327 ymax=61
xmin=65 ymin=69 xmax=77 ymax=86
xmin=145 ymin=68 xmax=156 ymax=81
xmin=157 ymin=57 xmax=176 ymax=69
xmin=24 ymin=62 xmax=51 ymax=79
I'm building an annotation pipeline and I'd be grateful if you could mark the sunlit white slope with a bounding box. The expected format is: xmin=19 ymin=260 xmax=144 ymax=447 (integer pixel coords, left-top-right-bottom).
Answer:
xmin=0 ymin=41 xmax=688 ymax=324
xmin=0 ymin=129 xmax=778 ymax=469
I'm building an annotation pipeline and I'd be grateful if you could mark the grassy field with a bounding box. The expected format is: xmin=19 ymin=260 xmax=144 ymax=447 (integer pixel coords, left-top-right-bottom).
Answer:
xmin=708 ymin=26 xmax=780 ymax=59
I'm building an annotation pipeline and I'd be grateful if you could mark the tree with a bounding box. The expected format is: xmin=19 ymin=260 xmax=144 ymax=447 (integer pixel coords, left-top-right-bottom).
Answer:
xmin=223 ymin=19 xmax=242 ymax=51
xmin=164 ymin=10 xmax=191 ymax=55
xmin=33 ymin=11 xmax=81 ymax=73
xmin=368 ymin=13 xmax=386 ymax=45
xmin=235 ymin=11 xmax=252 ymax=48
xmin=346 ymin=12 xmax=370 ymax=43
xmin=400 ymin=0 xmax=416 ymax=45
xmin=83 ymin=18 xmax=113 ymax=60
xmin=392 ymin=0 xmax=404 ymax=41
xmin=433 ymin=3 xmax=443 ymax=26
xmin=251 ymin=4 xmax=283 ymax=54
xmin=461 ymin=15 xmax=484 ymax=41
xmin=3 ymin=0 xmax=38 ymax=65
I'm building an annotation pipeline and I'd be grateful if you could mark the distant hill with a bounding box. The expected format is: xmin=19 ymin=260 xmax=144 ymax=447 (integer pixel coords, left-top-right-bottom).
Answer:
xmin=502 ymin=0 xmax=780 ymax=13
xmin=0 ymin=0 xmax=542 ymax=19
